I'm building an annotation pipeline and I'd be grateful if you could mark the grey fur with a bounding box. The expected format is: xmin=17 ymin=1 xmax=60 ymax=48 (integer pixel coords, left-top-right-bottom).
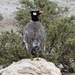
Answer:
xmin=23 ymin=21 xmax=46 ymax=55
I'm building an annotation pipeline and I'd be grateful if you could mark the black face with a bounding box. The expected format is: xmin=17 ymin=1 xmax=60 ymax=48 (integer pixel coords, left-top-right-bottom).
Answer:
xmin=30 ymin=10 xmax=40 ymax=21
xmin=30 ymin=10 xmax=39 ymax=16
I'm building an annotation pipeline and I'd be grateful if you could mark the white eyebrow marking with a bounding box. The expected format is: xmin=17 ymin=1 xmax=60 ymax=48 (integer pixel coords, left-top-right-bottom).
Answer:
xmin=33 ymin=12 xmax=37 ymax=15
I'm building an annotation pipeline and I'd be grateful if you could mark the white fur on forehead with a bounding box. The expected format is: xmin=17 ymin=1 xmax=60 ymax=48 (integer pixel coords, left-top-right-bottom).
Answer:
xmin=33 ymin=12 xmax=37 ymax=15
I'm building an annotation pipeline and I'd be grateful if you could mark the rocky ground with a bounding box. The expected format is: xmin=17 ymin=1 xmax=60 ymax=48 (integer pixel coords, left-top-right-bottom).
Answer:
xmin=50 ymin=0 xmax=75 ymax=17
xmin=0 ymin=0 xmax=75 ymax=34
xmin=0 ymin=58 xmax=62 ymax=75
xmin=0 ymin=0 xmax=22 ymax=34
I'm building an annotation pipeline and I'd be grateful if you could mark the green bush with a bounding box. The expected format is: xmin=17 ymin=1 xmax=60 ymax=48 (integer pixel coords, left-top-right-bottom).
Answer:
xmin=0 ymin=14 xmax=3 ymax=20
xmin=0 ymin=0 xmax=75 ymax=71
xmin=0 ymin=30 xmax=27 ymax=67
xmin=72 ymin=62 xmax=75 ymax=72
xmin=15 ymin=0 xmax=75 ymax=65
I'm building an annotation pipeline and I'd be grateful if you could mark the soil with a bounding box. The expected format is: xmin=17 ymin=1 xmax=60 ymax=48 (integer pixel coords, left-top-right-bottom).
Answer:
xmin=0 ymin=0 xmax=75 ymax=34
xmin=0 ymin=0 xmax=22 ymax=34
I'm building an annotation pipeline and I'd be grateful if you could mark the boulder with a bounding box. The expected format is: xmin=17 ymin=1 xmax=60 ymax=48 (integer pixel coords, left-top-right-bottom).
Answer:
xmin=0 ymin=58 xmax=62 ymax=75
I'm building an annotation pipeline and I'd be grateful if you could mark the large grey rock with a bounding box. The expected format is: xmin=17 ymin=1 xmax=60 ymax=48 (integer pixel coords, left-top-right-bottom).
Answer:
xmin=0 ymin=58 xmax=62 ymax=75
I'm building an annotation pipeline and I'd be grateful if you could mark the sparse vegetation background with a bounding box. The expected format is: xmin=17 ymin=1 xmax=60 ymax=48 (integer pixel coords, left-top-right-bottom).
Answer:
xmin=0 ymin=14 xmax=3 ymax=20
xmin=0 ymin=0 xmax=75 ymax=73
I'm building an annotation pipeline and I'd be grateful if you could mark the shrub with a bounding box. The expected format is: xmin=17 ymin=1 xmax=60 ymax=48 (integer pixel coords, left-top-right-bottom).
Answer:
xmin=0 ymin=14 xmax=3 ymax=20
xmin=15 ymin=0 xmax=75 ymax=65
xmin=0 ymin=30 xmax=26 ymax=67
xmin=0 ymin=0 xmax=75 ymax=70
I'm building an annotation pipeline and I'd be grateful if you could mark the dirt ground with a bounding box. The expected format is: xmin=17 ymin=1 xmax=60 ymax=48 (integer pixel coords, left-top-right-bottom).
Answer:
xmin=0 ymin=0 xmax=22 ymax=34
xmin=1 ymin=0 xmax=75 ymax=34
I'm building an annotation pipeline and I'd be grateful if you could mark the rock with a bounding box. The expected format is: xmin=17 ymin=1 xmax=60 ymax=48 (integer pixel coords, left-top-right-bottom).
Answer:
xmin=0 ymin=58 xmax=62 ymax=75
xmin=0 ymin=66 xmax=3 ymax=70
xmin=57 ymin=63 xmax=64 ymax=72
